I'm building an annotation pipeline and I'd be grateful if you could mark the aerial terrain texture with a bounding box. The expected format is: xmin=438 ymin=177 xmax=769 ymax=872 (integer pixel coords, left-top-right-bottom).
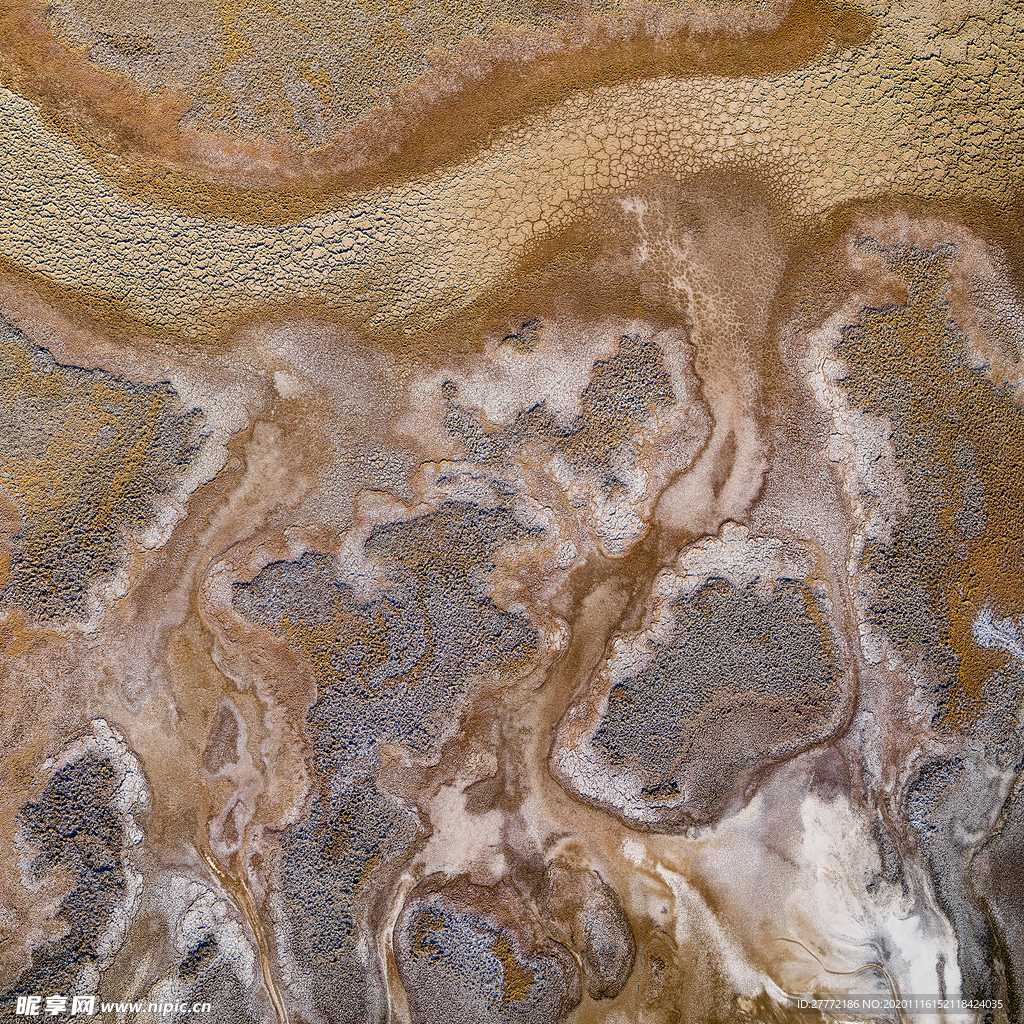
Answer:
xmin=0 ymin=0 xmax=1023 ymax=1021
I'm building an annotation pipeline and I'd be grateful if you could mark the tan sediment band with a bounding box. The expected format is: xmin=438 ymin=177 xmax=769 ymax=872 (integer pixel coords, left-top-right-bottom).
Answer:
xmin=1 ymin=0 xmax=871 ymax=219
xmin=0 ymin=0 xmax=1021 ymax=345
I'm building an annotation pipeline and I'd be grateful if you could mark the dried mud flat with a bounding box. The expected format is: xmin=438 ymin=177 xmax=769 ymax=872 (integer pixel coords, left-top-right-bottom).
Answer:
xmin=1 ymin=0 xmax=1023 ymax=1022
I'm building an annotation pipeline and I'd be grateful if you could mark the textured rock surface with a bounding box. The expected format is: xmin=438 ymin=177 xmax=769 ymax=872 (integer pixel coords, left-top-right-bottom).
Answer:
xmin=551 ymin=527 xmax=852 ymax=828
xmin=1 ymin=1 xmax=1023 ymax=1022
xmin=394 ymin=875 xmax=582 ymax=1024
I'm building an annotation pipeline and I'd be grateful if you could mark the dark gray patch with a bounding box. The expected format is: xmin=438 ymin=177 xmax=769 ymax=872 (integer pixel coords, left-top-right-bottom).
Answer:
xmin=394 ymin=876 xmax=581 ymax=1024
xmin=0 ymin=321 xmax=202 ymax=620
xmin=586 ymin=578 xmax=843 ymax=825
xmin=5 ymin=755 xmax=126 ymax=998
xmin=837 ymin=247 xmax=1024 ymax=722
xmin=174 ymin=935 xmax=268 ymax=1024
xmin=273 ymin=782 xmax=423 ymax=1024
xmin=442 ymin=334 xmax=676 ymax=489
xmin=234 ymin=502 xmax=540 ymax=772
